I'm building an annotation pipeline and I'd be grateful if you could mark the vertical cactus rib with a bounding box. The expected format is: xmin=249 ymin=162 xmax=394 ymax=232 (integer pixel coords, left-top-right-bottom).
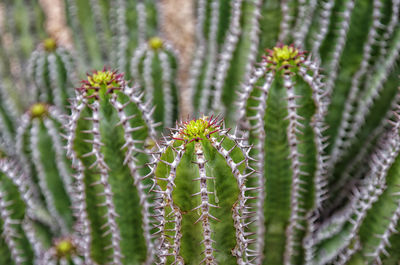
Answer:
xmin=159 ymin=51 xmax=174 ymax=128
xmin=188 ymin=0 xmax=206 ymax=107
xmin=66 ymin=96 xmax=94 ymax=265
xmin=111 ymin=0 xmax=127 ymax=71
xmin=249 ymin=72 xmax=273 ymax=264
xmin=211 ymin=0 xmax=243 ymax=113
xmin=293 ymin=0 xmax=316 ymax=48
xmin=282 ymin=74 xmax=305 ymax=265
xmin=89 ymin=0 xmax=110 ymax=60
xmin=88 ymin=100 xmax=123 ymax=264
xmin=136 ymin=0 xmax=147 ymax=46
xmin=324 ymin=0 xmax=355 ymax=99
xmin=277 ymin=0 xmax=293 ymax=44
xmin=193 ymin=143 xmax=217 ymax=264
xmin=329 ymin=0 xmax=383 ymax=166
xmin=110 ymin=96 xmax=155 ymax=264
xmin=311 ymin=0 xmax=334 ymax=62
xmin=30 ymin=119 xmax=69 ymax=235
xmin=199 ymin=0 xmax=219 ymax=114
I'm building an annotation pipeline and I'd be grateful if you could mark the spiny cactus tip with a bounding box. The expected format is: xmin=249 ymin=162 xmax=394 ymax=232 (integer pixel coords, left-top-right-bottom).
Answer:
xmin=174 ymin=115 xmax=222 ymax=142
xmin=264 ymin=44 xmax=306 ymax=73
xmin=78 ymin=68 xmax=125 ymax=99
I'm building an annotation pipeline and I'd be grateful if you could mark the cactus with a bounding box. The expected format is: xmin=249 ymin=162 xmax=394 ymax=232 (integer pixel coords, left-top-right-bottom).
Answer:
xmin=236 ymin=44 xmax=327 ymax=264
xmin=16 ymin=102 xmax=75 ymax=236
xmin=150 ymin=115 xmax=256 ymax=264
xmin=130 ymin=37 xmax=179 ymax=130
xmin=27 ymin=38 xmax=77 ymax=112
xmin=66 ymin=68 xmax=157 ymax=264
xmin=2 ymin=1 xmax=400 ymax=264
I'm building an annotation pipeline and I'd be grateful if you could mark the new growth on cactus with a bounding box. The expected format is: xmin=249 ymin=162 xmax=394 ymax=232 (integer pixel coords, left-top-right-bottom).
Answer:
xmin=151 ymin=115 xmax=257 ymax=264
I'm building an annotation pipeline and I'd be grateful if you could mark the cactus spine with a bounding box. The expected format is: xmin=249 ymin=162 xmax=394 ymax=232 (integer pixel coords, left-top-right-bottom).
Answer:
xmin=131 ymin=37 xmax=179 ymax=130
xmin=151 ymin=116 xmax=257 ymax=264
xmin=66 ymin=69 xmax=157 ymax=264
xmin=237 ymin=44 xmax=328 ymax=264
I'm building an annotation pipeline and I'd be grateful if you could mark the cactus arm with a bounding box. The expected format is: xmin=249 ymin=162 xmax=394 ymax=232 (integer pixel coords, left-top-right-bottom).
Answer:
xmin=158 ymin=50 xmax=174 ymax=128
xmin=143 ymin=50 xmax=155 ymax=109
xmin=110 ymin=0 xmax=127 ymax=71
xmin=198 ymin=0 xmax=220 ymax=114
xmin=329 ymin=0 xmax=384 ymax=167
xmin=211 ymin=0 xmax=244 ymax=114
xmin=88 ymin=0 xmax=110 ymax=60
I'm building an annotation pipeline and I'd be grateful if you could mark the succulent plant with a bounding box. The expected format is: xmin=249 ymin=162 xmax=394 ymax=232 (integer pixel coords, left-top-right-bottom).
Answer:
xmin=27 ymin=38 xmax=77 ymax=112
xmin=66 ymin=69 xmax=157 ymax=264
xmin=150 ymin=115 xmax=256 ymax=264
xmin=130 ymin=37 xmax=179 ymax=130
xmin=1 ymin=0 xmax=400 ymax=264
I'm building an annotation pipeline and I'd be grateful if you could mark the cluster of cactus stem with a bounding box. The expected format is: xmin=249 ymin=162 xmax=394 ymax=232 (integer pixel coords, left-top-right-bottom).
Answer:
xmin=1 ymin=0 xmax=400 ymax=264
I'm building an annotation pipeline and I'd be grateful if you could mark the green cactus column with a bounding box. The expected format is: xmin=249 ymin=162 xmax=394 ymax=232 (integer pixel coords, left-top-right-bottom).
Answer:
xmin=27 ymin=38 xmax=76 ymax=111
xmin=16 ymin=103 xmax=75 ymax=236
xmin=66 ymin=69 xmax=157 ymax=264
xmin=151 ymin=116 xmax=257 ymax=264
xmin=130 ymin=37 xmax=179 ymax=130
xmin=237 ymin=44 xmax=328 ymax=264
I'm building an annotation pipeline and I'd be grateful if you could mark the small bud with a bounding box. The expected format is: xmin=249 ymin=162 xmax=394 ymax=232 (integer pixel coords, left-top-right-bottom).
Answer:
xmin=55 ymin=237 xmax=75 ymax=258
xmin=264 ymin=44 xmax=306 ymax=73
xmin=29 ymin=103 xmax=48 ymax=119
xmin=43 ymin=38 xmax=57 ymax=52
xmin=148 ymin=37 xmax=163 ymax=50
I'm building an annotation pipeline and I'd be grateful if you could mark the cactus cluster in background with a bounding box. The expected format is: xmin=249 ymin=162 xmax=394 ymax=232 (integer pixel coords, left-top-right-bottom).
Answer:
xmin=1 ymin=0 xmax=400 ymax=264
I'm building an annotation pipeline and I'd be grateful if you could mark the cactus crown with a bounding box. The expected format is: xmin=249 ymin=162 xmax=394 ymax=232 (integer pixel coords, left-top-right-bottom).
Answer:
xmin=29 ymin=103 xmax=48 ymax=119
xmin=264 ymin=44 xmax=305 ymax=73
xmin=175 ymin=116 xmax=222 ymax=142
xmin=55 ymin=238 xmax=75 ymax=258
xmin=148 ymin=36 xmax=163 ymax=50
xmin=79 ymin=68 xmax=125 ymax=99
xmin=43 ymin=38 xmax=57 ymax=52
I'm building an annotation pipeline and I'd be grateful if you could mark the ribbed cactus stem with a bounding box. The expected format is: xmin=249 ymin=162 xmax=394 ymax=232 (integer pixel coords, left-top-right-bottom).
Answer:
xmin=311 ymin=0 xmax=334 ymax=61
xmin=324 ymin=0 xmax=355 ymax=98
xmin=153 ymin=116 xmax=256 ymax=264
xmin=67 ymin=69 xmax=156 ymax=264
xmin=130 ymin=38 xmax=179 ymax=130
